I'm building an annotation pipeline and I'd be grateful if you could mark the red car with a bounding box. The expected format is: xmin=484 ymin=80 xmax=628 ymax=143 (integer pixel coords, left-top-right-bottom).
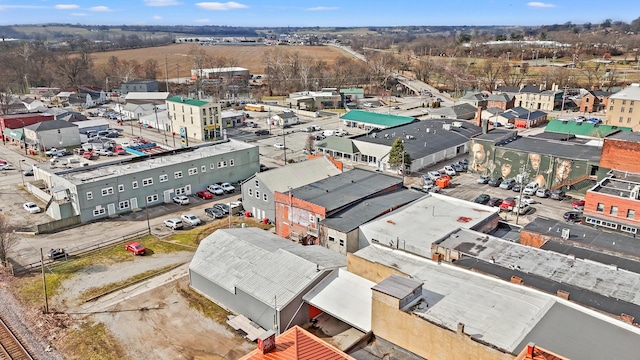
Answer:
xmin=125 ymin=242 xmax=146 ymax=255
xmin=572 ymin=199 xmax=585 ymax=210
xmin=500 ymin=197 xmax=516 ymax=211
xmin=195 ymin=190 xmax=213 ymax=200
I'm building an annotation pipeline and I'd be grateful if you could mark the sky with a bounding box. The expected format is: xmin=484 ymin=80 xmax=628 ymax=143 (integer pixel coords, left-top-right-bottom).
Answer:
xmin=0 ymin=1 xmax=639 ymax=28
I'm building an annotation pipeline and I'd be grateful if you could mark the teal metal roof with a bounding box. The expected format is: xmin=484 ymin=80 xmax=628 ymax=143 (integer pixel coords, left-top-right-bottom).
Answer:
xmin=340 ymin=110 xmax=415 ymax=127
xmin=166 ymin=95 xmax=209 ymax=107
xmin=316 ymin=136 xmax=360 ymax=154
xmin=340 ymin=88 xmax=365 ymax=94
xmin=545 ymin=119 xmax=632 ymax=137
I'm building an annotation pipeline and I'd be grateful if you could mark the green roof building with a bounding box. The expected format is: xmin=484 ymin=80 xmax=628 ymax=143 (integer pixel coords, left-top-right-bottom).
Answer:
xmin=545 ymin=119 xmax=632 ymax=139
xmin=166 ymin=96 xmax=222 ymax=142
xmin=340 ymin=110 xmax=416 ymax=130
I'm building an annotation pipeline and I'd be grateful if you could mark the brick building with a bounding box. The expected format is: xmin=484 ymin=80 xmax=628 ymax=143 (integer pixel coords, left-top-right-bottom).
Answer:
xmin=0 ymin=113 xmax=54 ymax=131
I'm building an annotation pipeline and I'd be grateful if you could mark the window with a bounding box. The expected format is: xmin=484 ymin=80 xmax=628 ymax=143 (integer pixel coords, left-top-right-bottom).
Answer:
xmin=86 ymin=191 xmax=93 ymax=200
xmin=188 ymin=167 xmax=198 ymax=176
xmin=585 ymin=97 xmax=590 ymax=103
xmin=621 ymin=225 xmax=638 ymax=234
xmin=159 ymin=174 xmax=168 ymax=182
xmin=146 ymin=194 xmax=159 ymax=203
xmin=596 ymin=203 xmax=604 ymax=212
xmin=201 ymin=165 xmax=206 ymax=173
xmin=132 ymin=181 xmax=139 ymax=189
xmin=619 ymin=117 xmax=624 ymax=123
xmin=217 ymin=160 xmax=227 ymax=168
xmin=210 ymin=163 xmax=215 ymax=170
xmin=339 ymin=239 xmax=345 ymax=247
xmin=248 ymin=189 xmax=253 ymax=196
xmin=93 ymin=208 xmax=106 ymax=217
xmin=229 ymin=159 xmax=235 ymax=166
xmin=610 ymin=206 xmax=618 ymax=216
xmin=309 ymin=215 xmax=315 ymax=223
xmin=118 ymin=200 xmax=130 ymax=210
xmin=174 ymin=171 xmax=183 ymax=179
xmin=609 ymin=106 xmax=614 ymax=111
xmin=255 ymin=180 xmax=259 ymax=187
xmin=621 ymin=107 xmax=625 ymax=113
xmin=142 ymin=178 xmax=153 ymax=186
xmin=632 ymin=101 xmax=635 ymax=106
xmin=256 ymin=190 xmax=260 ymax=199
xmin=628 ymin=209 xmax=636 ymax=219
xmin=263 ymin=193 xmax=268 ymax=201
xmin=628 ymin=118 xmax=633 ymax=124
xmin=118 ymin=184 xmax=125 ymax=192
xmin=623 ymin=100 xmax=627 ymax=105
xmin=175 ymin=187 xmax=186 ymax=195
xmin=329 ymin=236 xmax=335 ymax=242
xmin=630 ymin=108 xmax=634 ymax=113
xmin=101 ymin=187 xmax=114 ymax=196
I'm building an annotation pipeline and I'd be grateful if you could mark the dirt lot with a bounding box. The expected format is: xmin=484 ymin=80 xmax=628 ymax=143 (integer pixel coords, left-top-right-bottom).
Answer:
xmin=90 ymin=43 xmax=348 ymax=76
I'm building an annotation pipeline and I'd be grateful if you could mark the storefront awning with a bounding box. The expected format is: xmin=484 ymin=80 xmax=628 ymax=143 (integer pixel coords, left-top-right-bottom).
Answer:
xmin=2 ymin=128 xmax=24 ymax=141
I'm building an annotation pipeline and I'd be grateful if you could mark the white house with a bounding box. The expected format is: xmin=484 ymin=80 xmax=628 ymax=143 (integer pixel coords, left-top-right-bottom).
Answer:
xmin=24 ymin=120 xmax=81 ymax=150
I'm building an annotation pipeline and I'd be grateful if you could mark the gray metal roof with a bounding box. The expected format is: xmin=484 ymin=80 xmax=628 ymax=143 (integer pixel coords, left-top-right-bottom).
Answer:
xmin=320 ymin=188 xmax=424 ymax=232
xmin=256 ymin=156 xmax=342 ymax=194
xmin=607 ymin=131 xmax=640 ymax=142
xmin=189 ymin=228 xmax=346 ymax=308
xmin=353 ymin=119 xmax=482 ymax=161
xmin=473 ymin=129 xmax=514 ymax=141
xmin=486 ymin=93 xmax=513 ymax=102
xmin=291 ymin=168 xmax=402 ymax=213
xmin=25 ymin=119 xmax=78 ymax=131
xmin=499 ymin=136 xmax=601 ymax=162
xmin=371 ymin=274 xmax=423 ymax=299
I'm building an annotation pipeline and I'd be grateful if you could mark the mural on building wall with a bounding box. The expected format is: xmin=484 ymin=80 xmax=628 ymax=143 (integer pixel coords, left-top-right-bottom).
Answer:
xmin=469 ymin=140 xmax=496 ymax=174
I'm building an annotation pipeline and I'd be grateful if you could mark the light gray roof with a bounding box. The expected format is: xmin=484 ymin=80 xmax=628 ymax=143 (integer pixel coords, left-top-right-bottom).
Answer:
xmin=487 ymin=93 xmax=513 ymax=102
xmin=25 ymin=119 xmax=78 ymax=131
xmin=257 ymin=156 xmax=342 ymax=194
xmin=371 ymin=274 xmax=422 ymax=299
xmin=124 ymin=92 xmax=170 ymax=100
xmin=72 ymin=119 xmax=110 ymax=129
xmin=123 ymin=103 xmax=155 ymax=112
xmin=291 ymin=168 xmax=402 ymax=213
xmin=609 ymin=83 xmax=640 ymax=101
xmin=460 ymin=92 xmax=485 ymax=101
xmin=189 ymin=227 xmax=346 ymax=308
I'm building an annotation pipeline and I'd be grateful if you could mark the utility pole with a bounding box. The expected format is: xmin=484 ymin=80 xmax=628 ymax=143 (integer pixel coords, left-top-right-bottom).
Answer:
xmin=40 ymin=248 xmax=49 ymax=314
xmin=282 ymin=120 xmax=287 ymax=165
xmin=164 ymin=55 xmax=169 ymax=91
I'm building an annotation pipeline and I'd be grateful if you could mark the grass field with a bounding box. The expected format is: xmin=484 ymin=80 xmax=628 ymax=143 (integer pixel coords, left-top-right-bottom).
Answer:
xmin=90 ymin=43 xmax=349 ymax=77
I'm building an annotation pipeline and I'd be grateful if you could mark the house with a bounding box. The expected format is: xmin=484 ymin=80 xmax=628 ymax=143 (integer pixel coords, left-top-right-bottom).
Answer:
xmin=55 ymin=91 xmax=75 ymax=104
xmin=68 ymin=93 xmax=93 ymax=109
xmin=29 ymin=87 xmax=60 ymax=98
xmin=138 ymin=106 xmax=170 ymax=132
xmin=124 ymin=92 xmax=170 ymax=105
xmin=188 ymin=227 xmax=345 ymax=336
xmin=21 ymin=98 xmax=47 ymax=112
xmin=508 ymin=107 xmax=548 ymax=128
xmin=120 ymin=80 xmax=159 ymax=95
xmin=497 ymin=84 xmax=563 ymax=111
xmin=24 ymin=120 xmax=80 ymax=150
xmin=241 ymin=156 xmax=343 ymax=222
xmin=166 ymin=96 xmax=222 ymax=141
xmin=273 ymin=168 xmax=403 ymax=244
xmin=486 ymin=93 xmax=515 ymax=110
xmin=427 ymin=103 xmax=478 ymax=120
xmin=604 ymin=83 xmax=640 ymax=131
xmin=579 ymin=89 xmax=610 ymax=113
xmin=270 ymin=111 xmax=299 ymax=127
xmin=459 ymin=91 xmax=487 ymax=108
xmin=32 ymin=139 xmax=259 ymax=222
xmin=339 ymin=110 xmax=416 ymax=131
xmin=78 ymin=86 xmax=107 ymax=105
xmin=122 ymin=103 xmax=155 ymax=120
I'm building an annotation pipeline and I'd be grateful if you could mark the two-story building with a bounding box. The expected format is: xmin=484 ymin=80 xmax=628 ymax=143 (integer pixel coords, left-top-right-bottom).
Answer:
xmin=604 ymin=83 xmax=640 ymax=131
xmin=579 ymin=89 xmax=610 ymax=113
xmin=486 ymin=93 xmax=515 ymax=110
xmin=24 ymin=120 xmax=81 ymax=150
xmin=497 ymin=84 xmax=563 ymax=111
xmin=120 ymin=80 xmax=159 ymax=95
xmin=166 ymin=96 xmax=222 ymax=141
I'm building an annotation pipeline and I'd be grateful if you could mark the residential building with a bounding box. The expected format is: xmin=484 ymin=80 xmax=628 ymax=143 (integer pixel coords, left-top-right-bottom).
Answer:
xmin=497 ymin=84 xmax=563 ymax=111
xmin=273 ymin=168 xmax=403 ymax=244
xmin=32 ymin=139 xmax=258 ymax=223
xmin=480 ymin=107 xmax=547 ymax=128
xmin=68 ymin=93 xmax=93 ymax=109
xmin=24 ymin=120 xmax=80 ymax=150
xmin=166 ymin=96 xmax=222 ymax=141
xmin=78 ymin=86 xmax=107 ymax=105
xmin=427 ymin=103 xmax=477 ymax=120
xmin=21 ymin=98 xmax=47 ymax=112
xmin=270 ymin=111 xmax=299 ymax=128
xmin=120 ymin=80 xmax=159 ymax=95
xmin=459 ymin=91 xmax=487 ymax=108
xmin=486 ymin=93 xmax=515 ymax=110
xmin=579 ymin=89 xmax=610 ymax=113
xmin=339 ymin=110 xmax=416 ymax=131
xmin=604 ymin=83 xmax=640 ymax=130
xmin=188 ymin=227 xmax=345 ymax=336
xmin=44 ymin=108 xmax=87 ymax=122
xmin=122 ymin=103 xmax=155 ymax=120
xmin=241 ymin=156 xmax=343 ymax=222
xmin=124 ymin=92 xmax=170 ymax=105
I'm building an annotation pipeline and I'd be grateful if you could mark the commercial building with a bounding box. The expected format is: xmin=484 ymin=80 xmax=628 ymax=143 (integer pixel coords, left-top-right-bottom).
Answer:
xmin=33 ymin=139 xmax=258 ymax=223
xmin=24 ymin=120 xmax=80 ymax=149
xmin=120 ymin=80 xmax=159 ymax=95
xmin=189 ymin=228 xmax=346 ymax=336
xmin=166 ymin=96 xmax=222 ymax=141
xmin=190 ymin=67 xmax=250 ymax=83
xmin=544 ymin=119 xmax=631 ymax=140
xmin=124 ymin=92 xmax=170 ymax=105
xmin=338 ymin=110 xmax=415 ymax=131
xmin=0 ymin=113 xmax=54 ymax=131
xmin=427 ymin=103 xmax=477 ymax=120
xmin=604 ymin=83 xmax=640 ymax=131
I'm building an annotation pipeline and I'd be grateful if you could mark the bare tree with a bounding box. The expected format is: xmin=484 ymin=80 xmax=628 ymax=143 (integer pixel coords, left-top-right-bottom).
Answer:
xmin=304 ymin=134 xmax=315 ymax=154
xmin=0 ymin=215 xmax=17 ymax=266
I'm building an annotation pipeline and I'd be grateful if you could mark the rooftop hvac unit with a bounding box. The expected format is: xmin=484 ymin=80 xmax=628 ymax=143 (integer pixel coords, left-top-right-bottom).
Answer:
xmin=405 ymin=135 xmax=415 ymax=140
xmin=442 ymin=124 xmax=452 ymax=131
xmin=426 ymin=128 xmax=431 ymax=133
xmin=452 ymin=121 xmax=463 ymax=128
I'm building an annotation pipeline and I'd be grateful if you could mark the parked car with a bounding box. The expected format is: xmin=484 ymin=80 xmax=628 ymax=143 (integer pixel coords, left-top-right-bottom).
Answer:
xmin=125 ymin=242 xmax=146 ymax=255
xmin=213 ymin=203 xmax=230 ymax=214
xmin=273 ymin=143 xmax=286 ymax=149
xmin=312 ymin=134 xmax=325 ymax=141
xmin=563 ymin=211 xmax=583 ymax=223
xmin=474 ymin=194 xmax=491 ymax=204
xmin=172 ymin=195 xmax=190 ymax=205
xmin=512 ymin=183 xmax=522 ymax=193
xmin=55 ymin=150 xmax=71 ymax=157
xmin=536 ymin=188 xmax=551 ymax=198
xmin=476 ymin=175 xmax=490 ymax=184
xmin=48 ymin=248 xmax=66 ymax=260
xmin=505 ymin=123 xmax=516 ymax=129
xmin=23 ymin=167 xmax=34 ymax=176
xmin=255 ymin=129 xmax=270 ymax=136
xmin=164 ymin=218 xmax=183 ymax=230
xmin=499 ymin=178 xmax=517 ymax=190
xmin=451 ymin=163 xmax=464 ymax=172
xmin=220 ymin=182 xmax=235 ymax=193
xmin=96 ymin=149 xmax=114 ymax=156
xmin=334 ymin=129 xmax=348 ymax=137
xmin=487 ymin=198 xmax=503 ymax=207
xmin=572 ymin=199 xmax=586 ymax=210
xmin=551 ymin=189 xmax=566 ymax=200
xmin=0 ymin=164 xmax=15 ymax=171
xmin=515 ymin=195 xmax=536 ymax=206
xmin=204 ymin=207 xmax=224 ymax=219
xmin=512 ymin=203 xmax=531 ymax=215
xmin=422 ymin=177 xmax=434 ymax=186
xmin=488 ymin=177 xmax=503 ymax=187
xmin=442 ymin=166 xmax=456 ymax=176
xmin=421 ymin=184 xmax=440 ymax=193
xmin=181 ymin=214 xmax=202 ymax=226
xmin=195 ymin=190 xmax=214 ymax=200
xmin=458 ymin=159 xmax=469 ymax=171
xmin=23 ymin=202 xmax=41 ymax=213
xmin=207 ymin=184 xmax=224 ymax=195
xmin=428 ymin=171 xmax=444 ymax=181
xmin=500 ymin=197 xmax=516 ymax=211
xmin=44 ymin=148 xmax=59 ymax=156
xmin=522 ymin=182 xmax=539 ymax=196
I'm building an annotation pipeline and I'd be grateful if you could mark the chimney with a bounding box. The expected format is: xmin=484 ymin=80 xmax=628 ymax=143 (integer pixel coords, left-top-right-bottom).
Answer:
xmin=475 ymin=106 xmax=482 ymax=127
xmin=257 ymin=330 xmax=276 ymax=354
xmin=482 ymin=119 xmax=489 ymax=134
xmin=526 ymin=342 xmax=536 ymax=359
xmin=457 ymin=322 xmax=465 ymax=335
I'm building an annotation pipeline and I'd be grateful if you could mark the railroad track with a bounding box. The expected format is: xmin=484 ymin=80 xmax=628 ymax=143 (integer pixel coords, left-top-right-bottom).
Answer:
xmin=0 ymin=315 xmax=33 ymax=360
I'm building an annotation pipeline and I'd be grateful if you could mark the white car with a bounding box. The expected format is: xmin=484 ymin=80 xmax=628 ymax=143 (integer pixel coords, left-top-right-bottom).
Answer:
xmin=334 ymin=129 xmax=348 ymax=137
xmin=96 ymin=149 xmax=114 ymax=156
xmin=514 ymin=195 xmax=536 ymax=206
xmin=163 ymin=218 xmax=183 ymax=230
xmin=274 ymin=143 xmax=286 ymax=149
xmin=442 ymin=166 xmax=456 ymax=176
xmin=172 ymin=195 xmax=190 ymax=205
xmin=181 ymin=214 xmax=201 ymax=226
xmin=220 ymin=182 xmax=236 ymax=193
xmin=421 ymin=185 xmax=440 ymax=193
xmin=0 ymin=163 xmax=15 ymax=171
xmin=207 ymin=184 xmax=224 ymax=195
xmin=522 ymin=182 xmax=539 ymax=196
xmin=23 ymin=202 xmax=41 ymax=213
xmin=512 ymin=203 xmax=531 ymax=215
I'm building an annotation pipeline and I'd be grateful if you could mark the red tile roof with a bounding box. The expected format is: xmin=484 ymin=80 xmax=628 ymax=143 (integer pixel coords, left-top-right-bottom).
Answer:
xmin=240 ymin=326 xmax=354 ymax=360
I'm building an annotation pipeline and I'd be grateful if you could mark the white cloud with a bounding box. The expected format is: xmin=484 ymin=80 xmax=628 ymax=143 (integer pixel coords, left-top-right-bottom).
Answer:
xmin=194 ymin=18 xmax=211 ymax=23
xmin=306 ymin=6 xmax=339 ymax=11
xmin=70 ymin=13 xmax=88 ymax=16
xmin=195 ymin=2 xmax=247 ymax=11
xmin=55 ymin=4 xmax=80 ymax=10
xmin=527 ymin=2 xmax=556 ymax=8
xmin=152 ymin=15 xmax=162 ymax=20
xmin=144 ymin=0 xmax=180 ymax=6
xmin=90 ymin=6 xmax=111 ymax=12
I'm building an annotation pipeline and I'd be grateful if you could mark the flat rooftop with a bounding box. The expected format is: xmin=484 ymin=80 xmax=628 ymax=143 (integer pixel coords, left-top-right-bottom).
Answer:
xmin=45 ymin=139 xmax=255 ymax=185
xmin=590 ymin=176 xmax=640 ymax=197
xmin=358 ymin=193 xmax=499 ymax=259
xmin=353 ymin=244 xmax=640 ymax=359
xmin=499 ymin=136 xmax=602 ymax=162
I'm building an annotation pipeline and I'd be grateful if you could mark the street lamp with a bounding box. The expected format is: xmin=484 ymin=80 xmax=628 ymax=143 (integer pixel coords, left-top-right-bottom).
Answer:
xmin=18 ymin=159 xmax=25 ymax=186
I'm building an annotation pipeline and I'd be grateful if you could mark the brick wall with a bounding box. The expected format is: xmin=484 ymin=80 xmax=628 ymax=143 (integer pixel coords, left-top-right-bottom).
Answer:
xmin=600 ymin=138 xmax=640 ymax=173
xmin=518 ymin=230 xmax=548 ymax=248
xmin=273 ymin=191 xmax=326 ymax=240
xmin=584 ymin=190 xmax=640 ymax=227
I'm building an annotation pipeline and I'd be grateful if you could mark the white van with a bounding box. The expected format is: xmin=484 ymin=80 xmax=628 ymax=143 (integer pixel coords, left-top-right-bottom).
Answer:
xmin=322 ymin=130 xmax=335 ymax=137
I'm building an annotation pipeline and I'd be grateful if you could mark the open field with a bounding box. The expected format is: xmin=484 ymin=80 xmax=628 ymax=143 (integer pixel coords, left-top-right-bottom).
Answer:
xmin=90 ymin=43 xmax=349 ymax=77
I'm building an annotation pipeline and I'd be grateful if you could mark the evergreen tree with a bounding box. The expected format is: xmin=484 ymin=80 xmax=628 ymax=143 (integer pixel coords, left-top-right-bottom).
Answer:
xmin=388 ymin=138 xmax=412 ymax=172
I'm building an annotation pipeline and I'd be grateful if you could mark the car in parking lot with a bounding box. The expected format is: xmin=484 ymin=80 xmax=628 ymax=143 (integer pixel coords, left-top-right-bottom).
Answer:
xmin=312 ymin=134 xmax=325 ymax=141
xmin=255 ymin=129 xmax=270 ymax=136
xmin=195 ymin=190 xmax=213 ymax=199
xmin=476 ymin=175 xmax=490 ymax=184
xmin=220 ymin=182 xmax=235 ymax=193
xmin=172 ymin=195 xmax=190 ymax=205
xmin=0 ymin=163 xmax=15 ymax=171
xmin=165 ymin=218 xmax=183 ymax=230
xmin=391 ymin=105 xmax=400 ymax=110
xmin=96 ymin=148 xmax=114 ymax=156
xmin=563 ymin=211 xmax=583 ymax=223
xmin=512 ymin=183 xmax=522 ymax=193
xmin=551 ymin=189 xmax=566 ymax=200
xmin=500 ymin=197 xmax=516 ymax=211
xmin=207 ymin=184 xmax=224 ymax=195
xmin=421 ymin=177 xmax=434 ymax=186
xmin=474 ymin=194 xmax=491 ymax=204
xmin=23 ymin=202 xmax=41 ymax=213
xmin=522 ymin=182 xmax=539 ymax=196
xmin=204 ymin=207 xmax=224 ymax=218
xmin=45 ymin=148 xmax=59 ymax=156
xmin=23 ymin=167 xmax=34 ymax=176
xmin=181 ymin=214 xmax=202 ymax=226
xmin=487 ymin=177 xmax=503 ymax=187
xmin=499 ymin=178 xmax=516 ymax=190
xmin=458 ymin=159 xmax=468 ymax=171
xmin=515 ymin=195 xmax=536 ymax=206
xmin=428 ymin=171 xmax=444 ymax=181
xmin=334 ymin=129 xmax=348 ymax=137
xmin=487 ymin=198 xmax=503 ymax=207
xmin=572 ymin=199 xmax=585 ymax=210
xmin=274 ymin=143 xmax=286 ymax=149
xmin=512 ymin=203 xmax=531 ymax=215
xmin=48 ymin=248 xmax=67 ymax=260
xmin=442 ymin=166 xmax=456 ymax=176
xmin=536 ymin=188 xmax=551 ymax=198
xmin=451 ymin=163 xmax=464 ymax=173
xmin=125 ymin=242 xmax=146 ymax=255
xmin=213 ymin=203 xmax=230 ymax=214
xmin=421 ymin=184 xmax=440 ymax=193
